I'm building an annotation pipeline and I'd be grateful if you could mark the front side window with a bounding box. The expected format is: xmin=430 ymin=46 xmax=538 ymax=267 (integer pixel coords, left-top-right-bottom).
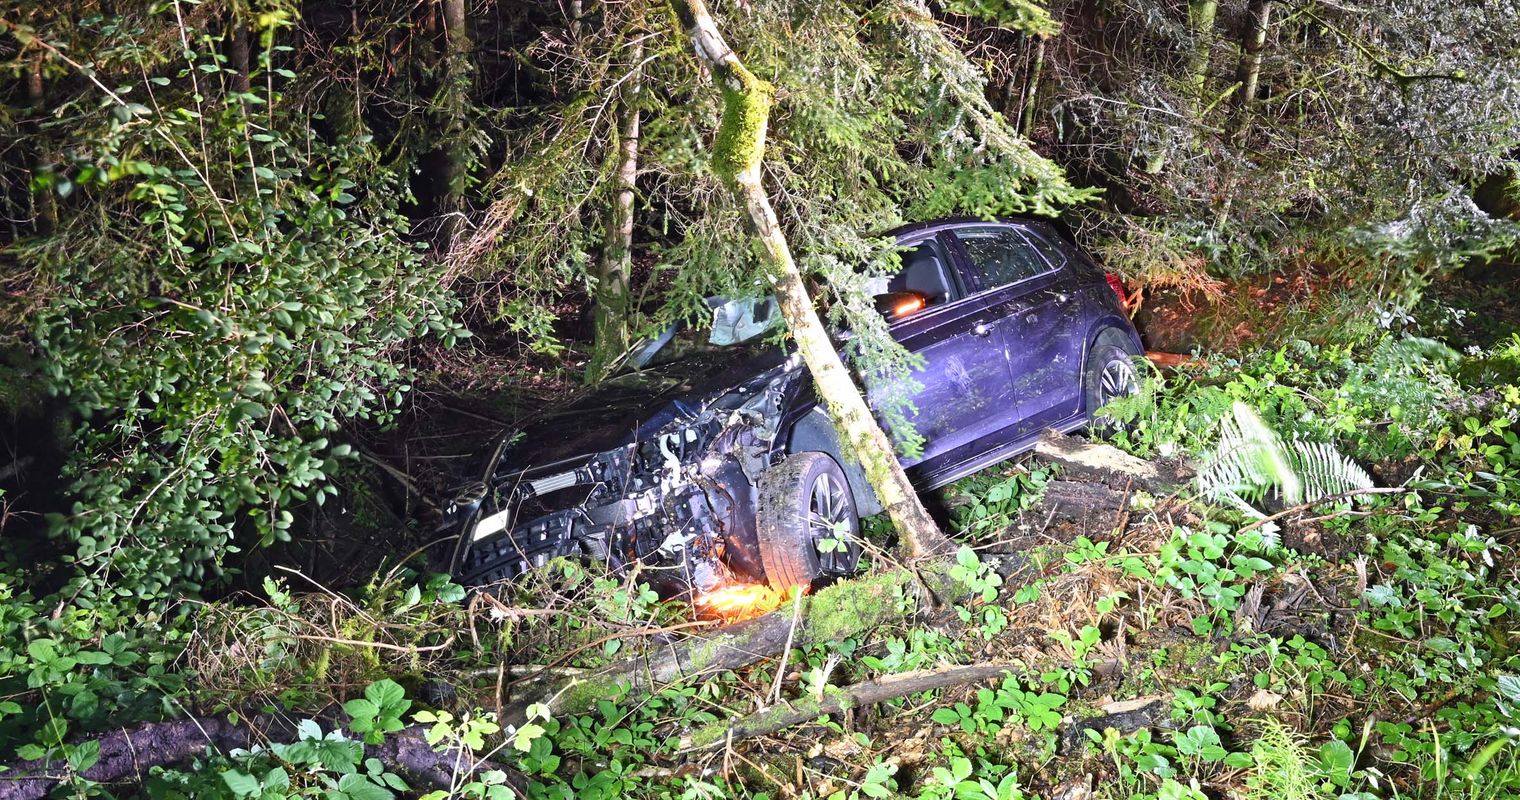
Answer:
xmin=954 ymin=226 xmax=1054 ymax=289
xmin=865 ymin=237 xmax=958 ymax=307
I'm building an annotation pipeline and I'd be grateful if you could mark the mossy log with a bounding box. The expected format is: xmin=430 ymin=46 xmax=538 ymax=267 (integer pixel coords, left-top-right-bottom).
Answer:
xmin=680 ymin=661 xmax=1025 ymax=748
xmin=536 ymin=566 xmax=963 ymax=716
xmin=0 ymin=717 xmax=523 ymax=800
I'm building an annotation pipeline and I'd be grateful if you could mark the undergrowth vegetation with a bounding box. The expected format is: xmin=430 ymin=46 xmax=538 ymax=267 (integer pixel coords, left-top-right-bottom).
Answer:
xmin=9 ymin=298 xmax=1520 ymax=799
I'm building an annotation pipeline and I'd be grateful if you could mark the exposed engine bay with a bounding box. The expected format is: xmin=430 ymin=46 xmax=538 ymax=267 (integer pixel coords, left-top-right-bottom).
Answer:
xmin=444 ymin=353 xmax=803 ymax=596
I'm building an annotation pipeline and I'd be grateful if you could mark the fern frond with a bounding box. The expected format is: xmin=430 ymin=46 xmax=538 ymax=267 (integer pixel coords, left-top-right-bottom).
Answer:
xmin=1196 ymin=402 xmax=1375 ymax=541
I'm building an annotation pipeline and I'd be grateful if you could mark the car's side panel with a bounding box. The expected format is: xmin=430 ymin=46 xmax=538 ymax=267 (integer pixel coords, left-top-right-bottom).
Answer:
xmin=945 ymin=223 xmax=1088 ymax=434
xmin=868 ymin=235 xmax=1022 ymax=466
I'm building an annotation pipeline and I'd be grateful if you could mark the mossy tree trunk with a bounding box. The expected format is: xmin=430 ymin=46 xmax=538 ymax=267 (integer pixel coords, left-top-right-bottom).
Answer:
xmin=586 ymin=31 xmax=644 ymax=383
xmin=1017 ymin=37 xmax=1045 ymax=139
xmin=1232 ymin=0 xmax=1272 ymax=143
xmin=667 ymin=0 xmax=951 ymax=560
xmin=1185 ymin=0 xmax=1218 ymax=113
xmin=439 ymin=0 xmax=471 ymax=247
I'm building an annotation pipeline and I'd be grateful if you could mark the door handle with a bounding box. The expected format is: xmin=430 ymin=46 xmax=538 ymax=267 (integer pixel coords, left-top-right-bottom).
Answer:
xmin=972 ymin=321 xmax=992 ymax=337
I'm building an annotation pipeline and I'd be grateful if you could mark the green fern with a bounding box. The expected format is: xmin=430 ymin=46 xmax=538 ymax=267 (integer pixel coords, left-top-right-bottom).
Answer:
xmin=1195 ymin=402 xmax=1373 ymax=543
xmin=1246 ymin=717 xmax=1318 ymax=800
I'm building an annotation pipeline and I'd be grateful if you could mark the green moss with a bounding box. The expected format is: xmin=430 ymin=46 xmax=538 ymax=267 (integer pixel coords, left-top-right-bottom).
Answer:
xmin=555 ymin=676 xmax=632 ymax=714
xmin=804 ymin=569 xmax=913 ymax=646
xmin=712 ymin=64 xmax=772 ymax=185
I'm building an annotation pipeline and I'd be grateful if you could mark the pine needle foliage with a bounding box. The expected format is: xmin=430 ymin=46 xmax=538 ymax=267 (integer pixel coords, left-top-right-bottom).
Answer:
xmin=457 ymin=0 xmax=1095 ymax=452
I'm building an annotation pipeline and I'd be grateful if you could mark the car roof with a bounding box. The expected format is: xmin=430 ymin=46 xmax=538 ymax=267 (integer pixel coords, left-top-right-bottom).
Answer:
xmin=884 ymin=215 xmax=1075 ymax=244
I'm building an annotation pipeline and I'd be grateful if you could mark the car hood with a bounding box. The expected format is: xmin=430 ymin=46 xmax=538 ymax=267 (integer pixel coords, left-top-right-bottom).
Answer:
xmin=496 ymin=343 xmax=790 ymax=471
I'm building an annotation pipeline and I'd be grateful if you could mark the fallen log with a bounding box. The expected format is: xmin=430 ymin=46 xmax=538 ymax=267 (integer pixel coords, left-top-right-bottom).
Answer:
xmin=531 ymin=566 xmax=965 ymax=717
xmin=0 ymin=716 xmax=523 ymax=800
xmin=1034 ymin=430 xmax=1188 ymax=493
xmin=679 ymin=662 xmax=1024 ymax=748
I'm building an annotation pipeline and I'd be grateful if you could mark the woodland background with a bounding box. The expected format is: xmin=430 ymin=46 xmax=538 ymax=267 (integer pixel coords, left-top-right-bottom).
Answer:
xmin=2 ymin=0 xmax=1520 ymax=798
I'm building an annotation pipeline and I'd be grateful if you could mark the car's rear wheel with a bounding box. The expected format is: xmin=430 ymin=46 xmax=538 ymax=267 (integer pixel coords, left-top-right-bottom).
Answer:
xmin=1083 ymin=328 xmax=1142 ymax=419
xmin=755 ymin=452 xmax=861 ymax=591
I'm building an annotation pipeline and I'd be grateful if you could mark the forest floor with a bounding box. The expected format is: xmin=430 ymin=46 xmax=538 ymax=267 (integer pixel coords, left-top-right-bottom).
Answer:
xmin=192 ymin=265 xmax=1520 ymax=800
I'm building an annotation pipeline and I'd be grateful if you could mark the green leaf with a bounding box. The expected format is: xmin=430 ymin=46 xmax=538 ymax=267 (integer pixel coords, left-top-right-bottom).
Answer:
xmin=337 ymin=772 xmax=395 ymax=800
xmin=931 ymin=708 xmax=962 ymax=725
xmin=220 ymin=770 xmax=261 ymax=798
xmin=514 ymin=723 xmax=545 ymax=751
xmin=365 ymin=679 xmax=407 ymax=713
xmin=1319 ymin=739 xmax=1356 ymax=785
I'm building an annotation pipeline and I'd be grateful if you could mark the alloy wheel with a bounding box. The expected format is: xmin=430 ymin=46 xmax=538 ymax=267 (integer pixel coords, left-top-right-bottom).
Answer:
xmin=806 ymin=472 xmax=855 ymax=575
xmin=1098 ymin=356 xmax=1139 ymax=405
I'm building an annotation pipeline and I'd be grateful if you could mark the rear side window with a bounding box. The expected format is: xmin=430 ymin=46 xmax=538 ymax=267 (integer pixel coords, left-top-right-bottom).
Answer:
xmin=1021 ymin=227 xmax=1070 ymax=271
xmin=953 ymin=226 xmax=1055 ymax=289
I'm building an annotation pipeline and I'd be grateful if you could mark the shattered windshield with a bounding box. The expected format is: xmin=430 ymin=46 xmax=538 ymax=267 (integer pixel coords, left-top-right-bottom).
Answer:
xmin=625 ymin=296 xmax=781 ymax=371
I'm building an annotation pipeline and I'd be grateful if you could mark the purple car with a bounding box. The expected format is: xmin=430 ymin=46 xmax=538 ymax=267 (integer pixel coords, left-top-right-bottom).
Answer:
xmin=440 ymin=218 xmax=1143 ymax=597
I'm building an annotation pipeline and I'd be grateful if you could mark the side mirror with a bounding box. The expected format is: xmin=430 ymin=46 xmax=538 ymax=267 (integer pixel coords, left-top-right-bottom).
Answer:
xmin=874 ymin=291 xmax=929 ymax=323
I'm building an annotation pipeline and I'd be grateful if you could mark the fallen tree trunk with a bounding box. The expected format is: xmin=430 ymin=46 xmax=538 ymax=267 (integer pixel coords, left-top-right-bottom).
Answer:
xmin=537 ymin=566 xmax=959 ymax=716
xmin=0 ymin=716 xmax=522 ymax=800
xmin=1034 ymin=429 xmax=1189 ymax=492
xmin=680 ymin=662 xmax=1025 ymax=748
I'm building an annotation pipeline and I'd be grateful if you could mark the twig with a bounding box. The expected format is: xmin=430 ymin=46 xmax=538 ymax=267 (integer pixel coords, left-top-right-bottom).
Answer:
xmin=1234 ymin=487 xmax=1407 ymax=536
xmin=770 ymin=589 xmax=805 ymax=705
xmin=291 ymin=633 xmax=456 ymax=654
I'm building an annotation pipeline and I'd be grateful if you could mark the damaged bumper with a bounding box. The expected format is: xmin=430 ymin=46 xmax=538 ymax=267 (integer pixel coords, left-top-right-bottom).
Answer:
xmin=445 ymin=358 xmax=799 ymax=595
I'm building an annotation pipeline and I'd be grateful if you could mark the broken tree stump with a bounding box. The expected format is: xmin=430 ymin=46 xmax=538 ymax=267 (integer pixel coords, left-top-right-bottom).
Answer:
xmin=1034 ymin=429 xmax=1189 ymax=493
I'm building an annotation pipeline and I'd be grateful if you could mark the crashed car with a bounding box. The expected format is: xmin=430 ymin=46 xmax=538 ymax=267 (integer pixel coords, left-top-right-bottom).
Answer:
xmin=439 ymin=218 xmax=1143 ymax=599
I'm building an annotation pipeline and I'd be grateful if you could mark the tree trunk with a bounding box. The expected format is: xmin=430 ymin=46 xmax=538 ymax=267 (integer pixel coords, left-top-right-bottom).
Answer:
xmin=585 ymin=34 xmax=644 ymax=383
xmin=439 ymin=0 xmax=471 ymax=246
xmin=226 ymin=20 xmax=251 ymax=96
xmin=27 ymin=54 xmax=55 ymax=236
xmin=666 ymin=0 xmax=952 ymax=562
xmin=1184 ymin=0 xmax=1218 ymax=113
xmin=1232 ymin=0 xmax=1272 ymax=142
xmin=1017 ymin=38 xmax=1045 ymax=139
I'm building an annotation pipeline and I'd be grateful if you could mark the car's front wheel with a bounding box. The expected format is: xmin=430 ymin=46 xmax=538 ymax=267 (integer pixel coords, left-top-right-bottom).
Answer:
xmin=754 ymin=452 xmax=861 ymax=591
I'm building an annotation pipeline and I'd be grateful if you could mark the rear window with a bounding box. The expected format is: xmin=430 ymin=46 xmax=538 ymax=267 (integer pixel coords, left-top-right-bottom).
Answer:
xmin=953 ymin=226 xmax=1055 ymax=289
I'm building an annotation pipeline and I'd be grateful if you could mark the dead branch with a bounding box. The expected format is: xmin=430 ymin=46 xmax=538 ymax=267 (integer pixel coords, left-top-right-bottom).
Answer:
xmin=0 ymin=716 xmax=524 ymax=800
xmin=680 ymin=662 xmax=1026 ymax=748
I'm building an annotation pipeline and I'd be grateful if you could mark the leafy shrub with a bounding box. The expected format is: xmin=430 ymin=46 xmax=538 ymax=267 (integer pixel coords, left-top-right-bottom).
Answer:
xmin=16 ymin=13 xmax=463 ymax=600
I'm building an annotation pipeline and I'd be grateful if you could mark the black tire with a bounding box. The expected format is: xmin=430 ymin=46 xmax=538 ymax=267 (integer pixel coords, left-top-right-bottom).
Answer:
xmin=755 ymin=452 xmax=861 ymax=591
xmin=1083 ymin=328 xmax=1143 ymax=421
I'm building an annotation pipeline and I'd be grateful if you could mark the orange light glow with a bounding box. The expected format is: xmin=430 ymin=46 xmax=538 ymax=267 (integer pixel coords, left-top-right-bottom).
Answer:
xmin=695 ymin=583 xmax=785 ymax=622
xmin=893 ymin=296 xmax=925 ymax=318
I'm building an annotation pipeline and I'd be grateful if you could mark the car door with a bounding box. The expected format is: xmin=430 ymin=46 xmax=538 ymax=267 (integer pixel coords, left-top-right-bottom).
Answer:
xmin=949 ymin=223 xmax=1086 ymax=433
xmin=861 ymin=233 xmax=1020 ymax=467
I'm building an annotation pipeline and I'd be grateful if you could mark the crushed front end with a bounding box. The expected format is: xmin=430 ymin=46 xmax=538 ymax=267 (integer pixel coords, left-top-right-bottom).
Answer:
xmin=442 ymin=357 xmax=800 ymax=597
